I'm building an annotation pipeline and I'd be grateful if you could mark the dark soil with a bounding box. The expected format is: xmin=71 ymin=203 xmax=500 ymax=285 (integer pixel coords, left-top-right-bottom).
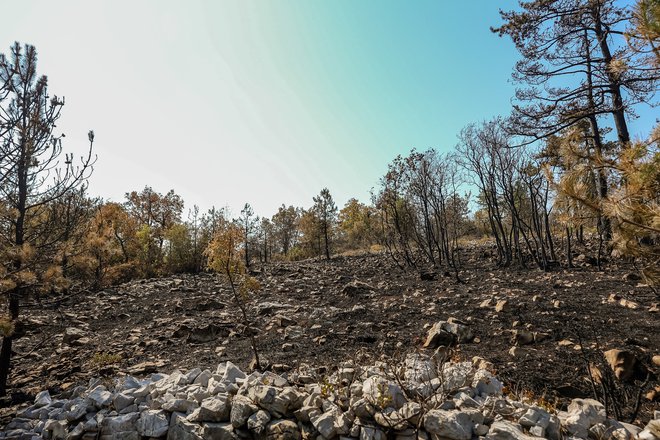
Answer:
xmin=2 ymin=244 xmax=659 ymax=425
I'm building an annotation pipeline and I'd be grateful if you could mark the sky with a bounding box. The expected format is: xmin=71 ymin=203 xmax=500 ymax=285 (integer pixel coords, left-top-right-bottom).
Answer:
xmin=0 ymin=0 xmax=655 ymax=218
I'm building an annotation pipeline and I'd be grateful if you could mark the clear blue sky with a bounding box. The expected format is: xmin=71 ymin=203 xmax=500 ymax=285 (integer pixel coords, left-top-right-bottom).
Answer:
xmin=1 ymin=0 xmax=655 ymax=218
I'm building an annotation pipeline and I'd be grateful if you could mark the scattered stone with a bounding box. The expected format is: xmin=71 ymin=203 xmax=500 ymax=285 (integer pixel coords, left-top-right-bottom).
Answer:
xmin=495 ymin=300 xmax=507 ymax=313
xmin=341 ymin=280 xmax=375 ymax=296
xmin=512 ymin=329 xmax=534 ymax=346
xmin=422 ymin=320 xmax=473 ymax=348
xmin=126 ymin=360 xmax=165 ymax=375
xmin=604 ymin=349 xmax=640 ymax=382
xmin=63 ymin=327 xmax=86 ymax=344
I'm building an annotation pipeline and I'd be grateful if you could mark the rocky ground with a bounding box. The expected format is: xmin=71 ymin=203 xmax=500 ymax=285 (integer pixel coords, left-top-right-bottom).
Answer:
xmin=2 ymin=245 xmax=659 ymax=429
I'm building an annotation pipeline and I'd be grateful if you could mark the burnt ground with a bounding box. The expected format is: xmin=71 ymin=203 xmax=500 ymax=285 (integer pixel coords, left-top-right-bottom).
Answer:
xmin=2 ymin=243 xmax=659 ymax=425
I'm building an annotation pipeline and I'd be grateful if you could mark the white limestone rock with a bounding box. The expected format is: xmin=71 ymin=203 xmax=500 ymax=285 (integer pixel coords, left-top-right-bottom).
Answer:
xmin=423 ymin=409 xmax=473 ymax=440
xmin=137 ymin=409 xmax=170 ymax=437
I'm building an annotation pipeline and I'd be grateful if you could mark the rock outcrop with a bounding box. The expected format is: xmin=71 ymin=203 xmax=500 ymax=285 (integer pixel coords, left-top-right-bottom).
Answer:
xmin=3 ymin=355 xmax=654 ymax=440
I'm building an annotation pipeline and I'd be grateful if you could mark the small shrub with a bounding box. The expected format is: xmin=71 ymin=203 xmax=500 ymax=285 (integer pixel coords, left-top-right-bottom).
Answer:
xmin=91 ymin=352 xmax=121 ymax=369
xmin=0 ymin=317 xmax=14 ymax=338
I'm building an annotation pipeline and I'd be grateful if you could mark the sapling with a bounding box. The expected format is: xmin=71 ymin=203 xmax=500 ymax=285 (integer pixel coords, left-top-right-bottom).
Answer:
xmin=204 ymin=222 xmax=261 ymax=370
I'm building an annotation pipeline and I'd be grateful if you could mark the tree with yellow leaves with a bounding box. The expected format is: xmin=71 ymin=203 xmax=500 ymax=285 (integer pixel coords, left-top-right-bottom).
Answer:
xmin=204 ymin=222 xmax=261 ymax=370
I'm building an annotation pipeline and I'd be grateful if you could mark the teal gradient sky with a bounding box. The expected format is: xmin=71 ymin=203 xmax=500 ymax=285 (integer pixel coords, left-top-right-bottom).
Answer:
xmin=1 ymin=0 xmax=655 ymax=217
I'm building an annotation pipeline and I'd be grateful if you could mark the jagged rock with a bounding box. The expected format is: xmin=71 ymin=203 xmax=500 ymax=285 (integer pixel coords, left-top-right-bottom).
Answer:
xmin=168 ymin=411 xmax=202 ymax=440
xmin=34 ymin=390 xmax=52 ymax=408
xmin=4 ymin=357 xmax=653 ymax=440
xmin=484 ymin=420 xmax=546 ymax=439
xmin=63 ymin=327 xmax=86 ymax=344
xmin=137 ymin=410 xmax=170 ymax=437
xmin=247 ymin=409 xmax=271 ymax=434
xmin=162 ymin=398 xmax=199 ymax=413
xmin=360 ymin=425 xmax=387 ymax=439
xmin=65 ymin=402 xmax=88 ymax=422
xmin=441 ymin=362 xmax=473 ymax=392
xmin=423 ymin=320 xmax=475 ymax=349
xmin=220 ymin=361 xmax=246 ymax=383
xmin=44 ymin=419 xmax=68 ymax=439
xmin=423 ymin=409 xmax=473 ymax=440
xmin=495 ymin=300 xmax=507 ymax=312
xmin=113 ymin=393 xmax=135 ymax=412
xmin=310 ymin=411 xmax=338 ymax=439
xmin=87 ymin=385 xmax=113 ymax=407
xmin=342 ymin=280 xmax=375 ymax=296
xmin=362 ymin=375 xmax=406 ymax=409
xmin=558 ymin=398 xmax=606 ymax=439
xmin=265 ymin=419 xmax=301 ymax=440
xmin=639 ymin=420 xmax=660 ymax=440
xmin=101 ymin=412 xmax=140 ymax=434
xmin=603 ymin=349 xmax=640 ymax=381
xmin=403 ymin=353 xmax=437 ymax=383
xmin=444 ymin=318 xmax=475 ymax=343
xmin=248 ymin=385 xmax=290 ymax=418
xmin=471 ymin=368 xmax=502 ymax=397
xmin=201 ymin=422 xmax=234 ymax=439
xmin=230 ymin=394 xmax=259 ymax=427
xmin=188 ymin=395 xmax=230 ymax=422
xmin=68 ymin=421 xmax=85 ymax=440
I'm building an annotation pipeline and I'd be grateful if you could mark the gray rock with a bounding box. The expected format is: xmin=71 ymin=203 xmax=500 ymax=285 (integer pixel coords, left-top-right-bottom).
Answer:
xmin=473 ymin=423 xmax=489 ymax=436
xmin=162 ymin=399 xmax=198 ymax=413
xmin=193 ymin=370 xmax=212 ymax=388
xmin=113 ymin=393 xmax=135 ymax=412
xmin=423 ymin=410 xmax=473 ymax=440
xmin=558 ymin=398 xmax=606 ymax=439
xmin=87 ymin=385 xmax=113 ymax=407
xmin=247 ymin=409 xmax=271 ymax=434
xmin=183 ymin=368 xmax=202 ymax=385
xmin=101 ymin=413 xmax=140 ymax=434
xmin=201 ymin=422 xmax=234 ymax=440
xmin=63 ymin=327 xmax=86 ymax=344
xmin=137 ymin=410 xmax=170 ymax=437
xmin=310 ymin=411 xmax=337 ymax=439
xmin=639 ymin=420 xmax=660 ymax=440
xmin=441 ymin=362 xmax=473 ymax=392
xmin=484 ymin=420 xmax=546 ymax=439
xmin=422 ymin=322 xmax=456 ymax=348
xmin=168 ymin=412 xmax=202 ymax=440
xmin=221 ymin=361 xmax=246 ymax=384
xmin=68 ymin=422 xmax=85 ymax=440
xmin=248 ymin=385 xmax=289 ymax=418
xmin=230 ymin=395 xmax=258 ymax=428
xmin=362 ymin=376 xmax=406 ymax=409
xmin=34 ymin=390 xmax=52 ymax=408
xmin=119 ymin=404 xmax=139 ymax=414
xmin=443 ymin=319 xmax=474 ymax=343
xmin=471 ymin=369 xmax=503 ymax=397
xmin=65 ymin=403 xmax=88 ymax=422
xmin=360 ymin=425 xmax=386 ymax=440
xmin=188 ymin=395 xmax=230 ymax=422
xmin=266 ymin=419 xmax=301 ymax=440
xmin=293 ymin=405 xmax=321 ymax=423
